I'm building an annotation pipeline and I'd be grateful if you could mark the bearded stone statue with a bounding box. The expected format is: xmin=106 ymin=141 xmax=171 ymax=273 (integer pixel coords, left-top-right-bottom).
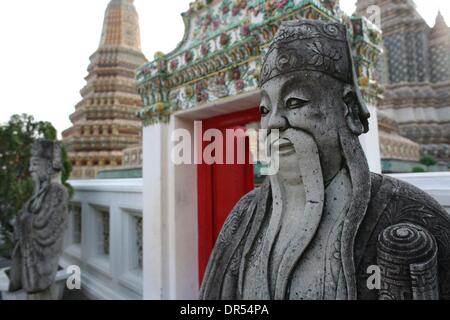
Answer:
xmin=200 ymin=20 xmax=450 ymax=300
xmin=9 ymin=139 xmax=69 ymax=294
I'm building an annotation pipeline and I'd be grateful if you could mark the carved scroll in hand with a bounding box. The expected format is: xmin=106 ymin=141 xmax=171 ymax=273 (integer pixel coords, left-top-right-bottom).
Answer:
xmin=377 ymin=223 xmax=439 ymax=300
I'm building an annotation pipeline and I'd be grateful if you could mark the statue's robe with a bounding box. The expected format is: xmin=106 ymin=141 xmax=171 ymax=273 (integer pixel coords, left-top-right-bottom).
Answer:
xmin=200 ymin=173 xmax=450 ymax=300
xmin=9 ymin=182 xmax=69 ymax=293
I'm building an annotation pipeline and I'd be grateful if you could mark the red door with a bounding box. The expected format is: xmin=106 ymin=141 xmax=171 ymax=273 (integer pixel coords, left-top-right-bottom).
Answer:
xmin=197 ymin=108 xmax=260 ymax=283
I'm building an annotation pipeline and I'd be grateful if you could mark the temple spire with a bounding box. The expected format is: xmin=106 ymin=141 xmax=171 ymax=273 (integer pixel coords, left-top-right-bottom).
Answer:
xmin=99 ymin=0 xmax=142 ymax=49
xmin=431 ymin=10 xmax=449 ymax=39
xmin=434 ymin=10 xmax=448 ymax=29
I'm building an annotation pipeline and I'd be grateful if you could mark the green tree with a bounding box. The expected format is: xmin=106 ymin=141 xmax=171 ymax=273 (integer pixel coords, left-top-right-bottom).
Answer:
xmin=0 ymin=114 xmax=72 ymax=257
xmin=420 ymin=155 xmax=437 ymax=168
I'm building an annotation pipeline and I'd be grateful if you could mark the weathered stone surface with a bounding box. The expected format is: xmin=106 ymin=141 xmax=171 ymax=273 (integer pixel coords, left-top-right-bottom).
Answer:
xmin=8 ymin=139 xmax=69 ymax=295
xmin=200 ymin=20 xmax=450 ymax=300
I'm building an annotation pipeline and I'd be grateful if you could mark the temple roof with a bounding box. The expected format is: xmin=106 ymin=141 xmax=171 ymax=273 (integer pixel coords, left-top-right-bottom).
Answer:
xmin=99 ymin=0 xmax=142 ymax=49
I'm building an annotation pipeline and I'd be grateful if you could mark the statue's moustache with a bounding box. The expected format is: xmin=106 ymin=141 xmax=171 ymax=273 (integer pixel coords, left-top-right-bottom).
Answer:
xmin=281 ymin=128 xmax=324 ymax=200
xmin=267 ymin=128 xmax=323 ymax=182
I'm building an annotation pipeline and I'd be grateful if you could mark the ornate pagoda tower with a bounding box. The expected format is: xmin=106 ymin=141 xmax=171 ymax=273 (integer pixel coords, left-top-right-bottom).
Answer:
xmin=62 ymin=0 xmax=147 ymax=179
xmin=356 ymin=0 xmax=450 ymax=169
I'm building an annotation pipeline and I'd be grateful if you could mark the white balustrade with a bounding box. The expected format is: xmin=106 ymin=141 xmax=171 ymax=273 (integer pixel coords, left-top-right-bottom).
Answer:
xmin=62 ymin=179 xmax=143 ymax=300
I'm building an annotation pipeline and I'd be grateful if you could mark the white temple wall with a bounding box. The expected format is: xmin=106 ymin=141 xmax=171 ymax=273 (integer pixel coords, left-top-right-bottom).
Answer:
xmin=359 ymin=104 xmax=382 ymax=173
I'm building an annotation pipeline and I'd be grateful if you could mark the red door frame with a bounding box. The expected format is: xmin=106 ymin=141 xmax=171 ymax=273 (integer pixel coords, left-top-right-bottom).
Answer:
xmin=197 ymin=107 xmax=260 ymax=284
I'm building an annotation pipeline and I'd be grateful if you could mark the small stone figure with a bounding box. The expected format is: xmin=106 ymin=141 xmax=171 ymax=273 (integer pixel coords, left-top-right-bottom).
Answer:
xmin=200 ymin=20 xmax=450 ymax=300
xmin=9 ymin=139 xmax=69 ymax=294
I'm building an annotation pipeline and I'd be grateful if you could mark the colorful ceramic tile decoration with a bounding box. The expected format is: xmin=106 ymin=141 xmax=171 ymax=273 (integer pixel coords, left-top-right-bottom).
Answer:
xmin=136 ymin=0 xmax=383 ymax=127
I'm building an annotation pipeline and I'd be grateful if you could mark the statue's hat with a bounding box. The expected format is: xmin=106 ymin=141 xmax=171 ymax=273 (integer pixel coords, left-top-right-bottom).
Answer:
xmin=260 ymin=19 xmax=370 ymax=134
xmin=31 ymin=139 xmax=63 ymax=171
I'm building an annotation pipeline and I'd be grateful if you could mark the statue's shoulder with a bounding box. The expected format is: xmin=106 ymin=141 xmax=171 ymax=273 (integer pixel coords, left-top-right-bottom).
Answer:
xmin=367 ymin=172 xmax=450 ymax=256
xmin=372 ymin=173 xmax=447 ymax=216
xmin=48 ymin=182 xmax=68 ymax=194
xmin=223 ymin=187 xmax=259 ymax=225
xmin=216 ymin=186 xmax=262 ymax=244
xmin=233 ymin=187 xmax=259 ymax=213
xmin=46 ymin=183 xmax=69 ymax=207
xmin=363 ymin=172 xmax=450 ymax=250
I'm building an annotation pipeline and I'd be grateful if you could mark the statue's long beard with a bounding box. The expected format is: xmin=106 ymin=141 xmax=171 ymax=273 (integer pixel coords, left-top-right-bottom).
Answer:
xmin=29 ymin=172 xmax=51 ymax=214
xmin=31 ymin=172 xmax=41 ymax=196
xmin=269 ymin=128 xmax=325 ymax=299
xmin=268 ymin=127 xmax=370 ymax=300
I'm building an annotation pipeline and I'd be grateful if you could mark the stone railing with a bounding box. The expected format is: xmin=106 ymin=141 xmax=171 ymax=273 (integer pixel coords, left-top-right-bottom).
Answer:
xmin=390 ymin=172 xmax=450 ymax=214
xmin=61 ymin=179 xmax=143 ymax=300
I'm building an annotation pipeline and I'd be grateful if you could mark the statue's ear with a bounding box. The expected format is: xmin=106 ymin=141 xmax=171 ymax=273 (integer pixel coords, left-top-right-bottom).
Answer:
xmin=342 ymin=84 xmax=368 ymax=136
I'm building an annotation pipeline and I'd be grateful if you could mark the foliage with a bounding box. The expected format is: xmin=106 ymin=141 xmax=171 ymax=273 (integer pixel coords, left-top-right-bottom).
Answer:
xmin=412 ymin=166 xmax=426 ymax=173
xmin=420 ymin=155 xmax=437 ymax=167
xmin=0 ymin=114 xmax=72 ymax=257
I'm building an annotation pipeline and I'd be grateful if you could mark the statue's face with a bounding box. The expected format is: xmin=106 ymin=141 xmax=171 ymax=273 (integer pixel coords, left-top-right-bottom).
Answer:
xmin=260 ymin=71 xmax=345 ymax=182
xmin=29 ymin=156 xmax=50 ymax=182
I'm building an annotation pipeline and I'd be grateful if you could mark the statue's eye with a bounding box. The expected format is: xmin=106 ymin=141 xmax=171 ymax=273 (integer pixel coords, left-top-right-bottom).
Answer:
xmin=286 ymin=98 xmax=309 ymax=109
xmin=260 ymin=105 xmax=270 ymax=116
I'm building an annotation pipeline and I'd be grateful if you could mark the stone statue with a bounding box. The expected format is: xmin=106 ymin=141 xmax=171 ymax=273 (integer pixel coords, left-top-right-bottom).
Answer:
xmin=9 ymin=139 xmax=69 ymax=294
xmin=199 ymin=20 xmax=450 ymax=300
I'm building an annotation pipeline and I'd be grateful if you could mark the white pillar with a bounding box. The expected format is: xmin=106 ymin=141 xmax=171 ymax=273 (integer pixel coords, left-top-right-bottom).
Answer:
xmin=359 ymin=104 xmax=382 ymax=173
xmin=167 ymin=116 xmax=199 ymax=299
xmin=142 ymin=118 xmax=199 ymax=300
xmin=142 ymin=123 xmax=169 ymax=299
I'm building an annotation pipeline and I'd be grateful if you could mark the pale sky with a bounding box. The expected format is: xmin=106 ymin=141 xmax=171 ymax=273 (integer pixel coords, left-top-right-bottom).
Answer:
xmin=0 ymin=0 xmax=448 ymax=138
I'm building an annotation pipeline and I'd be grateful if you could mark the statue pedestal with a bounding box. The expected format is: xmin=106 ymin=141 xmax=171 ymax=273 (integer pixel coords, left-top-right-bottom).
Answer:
xmin=0 ymin=267 xmax=69 ymax=300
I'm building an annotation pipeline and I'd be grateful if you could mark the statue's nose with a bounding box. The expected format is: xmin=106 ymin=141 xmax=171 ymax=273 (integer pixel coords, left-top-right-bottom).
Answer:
xmin=268 ymin=112 xmax=288 ymax=131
